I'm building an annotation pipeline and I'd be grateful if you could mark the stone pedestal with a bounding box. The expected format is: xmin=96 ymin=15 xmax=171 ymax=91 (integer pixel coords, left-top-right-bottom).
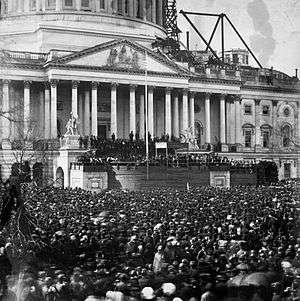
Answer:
xmin=255 ymin=145 xmax=262 ymax=152
xmin=60 ymin=135 xmax=80 ymax=150
xmin=236 ymin=144 xmax=243 ymax=152
xmin=221 ymin=144 xmax=229 ymax=152
xmin=210 ymin=170 xmax=230 ymax=188
xmin=1 ymin=139 xmax=12 ymax=150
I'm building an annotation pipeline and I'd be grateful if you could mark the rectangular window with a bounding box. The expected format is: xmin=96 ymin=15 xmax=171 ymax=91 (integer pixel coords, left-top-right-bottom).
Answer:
xmin=100 ymin=0 xmax=105 ymax=9
xmin=262 ymin=105 xmax=270 ymax=116
xmin=64 ymin=0 xmax=74 ymax=7
xmin=232 ymin=53 xmax=238 ymax=64
xmin=81 ymin=0 xmax=90 ymax=8
xmin=262 ymin=131 xmax=270 ymax=148
xmin=244 ymin=105 xmax=252 ymax=115
xmin=245 ymin=130 xmax=252 ymax=148
xmin=47 ymin=0 xmax=56 ymax=7
xmin=117 ymin=0 xmax=122 ymax=13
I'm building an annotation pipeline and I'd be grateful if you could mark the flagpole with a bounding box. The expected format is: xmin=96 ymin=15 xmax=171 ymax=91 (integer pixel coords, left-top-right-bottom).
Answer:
xmin=145 ymin=50 xmax=149 ymax=180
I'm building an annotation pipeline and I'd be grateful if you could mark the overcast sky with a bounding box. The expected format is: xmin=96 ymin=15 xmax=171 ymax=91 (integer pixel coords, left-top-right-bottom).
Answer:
xmin=177 ymin=0 xmax=300 ymax=77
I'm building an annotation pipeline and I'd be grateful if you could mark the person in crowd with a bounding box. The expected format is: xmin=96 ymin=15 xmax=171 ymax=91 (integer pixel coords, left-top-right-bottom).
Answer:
xmin=0 ymin=179 xmax=299 ymax=300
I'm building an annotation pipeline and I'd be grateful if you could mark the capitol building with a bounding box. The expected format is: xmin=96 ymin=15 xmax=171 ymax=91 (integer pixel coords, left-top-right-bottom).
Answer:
xmin=0 ymin=0 xmax=299 ymax=185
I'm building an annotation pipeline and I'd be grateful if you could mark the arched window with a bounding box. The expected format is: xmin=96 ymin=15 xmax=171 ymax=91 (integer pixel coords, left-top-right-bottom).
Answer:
xmin=242 ymin=124 xmax=255 ymax=148
xmin=64 ymin=0 xmax=74 ymax=8
xmin=282 ymin=124 xmax=292 ymax=147
xmin=56 ymin=167 xmax=64 ymax=188
xmin=260 ymin=124 xmax=272 ymax=148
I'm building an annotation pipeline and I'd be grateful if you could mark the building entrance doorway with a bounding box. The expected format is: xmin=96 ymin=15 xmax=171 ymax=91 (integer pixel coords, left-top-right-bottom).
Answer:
xmin=284 ymin=163 xmax=291 ymax=179
xmin=98 ymin=125 xmax=107 ymax=138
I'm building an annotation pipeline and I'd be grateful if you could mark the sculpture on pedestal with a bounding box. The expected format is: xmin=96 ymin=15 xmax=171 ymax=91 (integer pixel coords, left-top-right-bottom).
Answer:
xmin=180 ymin=126 xmax=199 ymax=150
xmin=65 ymin=112 xmax=78 ymax=136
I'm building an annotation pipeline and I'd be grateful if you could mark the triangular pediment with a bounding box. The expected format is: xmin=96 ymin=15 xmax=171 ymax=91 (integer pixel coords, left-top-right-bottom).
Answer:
xmin=49 ymin=39 xmax=189 ymax=75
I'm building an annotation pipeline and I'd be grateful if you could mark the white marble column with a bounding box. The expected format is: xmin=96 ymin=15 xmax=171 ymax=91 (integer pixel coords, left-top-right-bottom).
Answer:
xmin=234 ymin=97 xmax=241 ymax=144
xmin=228 ymin=99 xmax=235 ymax=144
xmin=50 ymin=80 xmax=58 ymax=139
xmin=148 ymin=86 xmax=154 ymax=137
xmin=1 ymin=80 xmax=11 ymax=140
xmin=165 ymin=87 xmax=172 ymax=136
xmin=205 ymin=93 xmax=211 ymax=144
xmin=182 ymin=89 xmax=189 ymax=133
xmin=146 ymin=0 xmax=151 ymax=21
xmin=44 ymin=82 xmax=51 ymax=139
xmin=112 ymin=0 xmax=117 ymax=12
xmin=129 ymin=85 xmax=137 ymax=137
xmin=36 ymin=0 xmax=41 ymax=11
xmin=71 ymin=81 xmax=79 ymax=118
xmin=78 ymin=94 xmax=84 ymax=135
xmin=255 ymin=99 xmax=261 ymax=147
xmin=298 ymin=102 xmax=300 ymax=142
xmin=220 ymin=93 xmax=226 ymax=144
xmin=110 ymin=82 xmax=118 ymax=138
xmin=84 ymin=89 xmax=90 ymax=136
xmin=157 ymin=0 xmax=163 ymax=25
xmin=17 ymin=0 xmax=23 ymax=12
xmin=55 ymin=0 xmax=61 ymax=11
xmin=271 ymin=100 xmax=277 ymax=147
xmin=128 ymin=0 xmax=134 ymax=16
xmin=75 ymin=0 xmax=81 ymax=10
xmin=41 ymin=0 xmax=46 ymax=11
xmin=140 ymin=0 xmax=146 ymax=20
xmin=24 ymin=0 xmax=30 ymax=12
xmin=23 ymin=80 xmax=31 ymax=135
xmin=8 ymin=0 xmax=13 ymax=13
xmin=91 ymin=82 xmax=98 ymax=137
xmin=189 ymin=92 xmax=195 ymax=137
xmin=39 ymin=90 xmax=45 ymax=138
xmin=173 ymin=91 xmax=179 ymax=138
xmin=122 ymin=0 xmax=126 ymax=14
xmin=151 ymin=0 xmax=156 ymax=23
xmin=139 ymin=93 xmax=145 ymax=139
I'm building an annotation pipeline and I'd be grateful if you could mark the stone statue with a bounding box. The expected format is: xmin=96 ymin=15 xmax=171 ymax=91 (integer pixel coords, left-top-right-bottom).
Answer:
xmin=65 ymin=112 xmax=78 ymax=136
xmin=180 ymin=127 xmax=199 ymax=150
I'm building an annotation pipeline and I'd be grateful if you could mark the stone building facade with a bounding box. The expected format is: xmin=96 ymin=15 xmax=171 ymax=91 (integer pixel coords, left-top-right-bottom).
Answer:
xmin=0 ymin=0 xmax=299 ymax=184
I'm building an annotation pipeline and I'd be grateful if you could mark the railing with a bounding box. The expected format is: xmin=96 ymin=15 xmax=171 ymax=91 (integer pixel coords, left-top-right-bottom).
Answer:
xmin=4 ymin=50 xmax=48 ymax=61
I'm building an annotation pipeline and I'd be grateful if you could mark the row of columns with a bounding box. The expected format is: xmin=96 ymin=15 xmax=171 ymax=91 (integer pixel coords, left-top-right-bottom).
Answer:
xmin=1 ymin=79 xmax=233 ymax=145
xmin=4 ymin=0 xmax=164 ymax=26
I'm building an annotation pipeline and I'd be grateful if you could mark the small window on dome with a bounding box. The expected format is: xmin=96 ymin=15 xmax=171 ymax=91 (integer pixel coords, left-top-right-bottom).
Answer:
xmin=64 ymin=0 xmax=74 ymax=7
xmin=81 ymin=0 xmax=91 ymax=9
xmin=46 ymin=0 xmax=56 ymax=8
xmin=283 ymin=107 xmax=290 ymax=117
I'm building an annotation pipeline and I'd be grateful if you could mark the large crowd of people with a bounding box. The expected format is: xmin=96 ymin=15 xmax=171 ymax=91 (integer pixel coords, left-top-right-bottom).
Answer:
xmin=75 ymin=137 xmax=257 ymax=171
xmin=0 ymin=180 xmax=299 ymax=300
